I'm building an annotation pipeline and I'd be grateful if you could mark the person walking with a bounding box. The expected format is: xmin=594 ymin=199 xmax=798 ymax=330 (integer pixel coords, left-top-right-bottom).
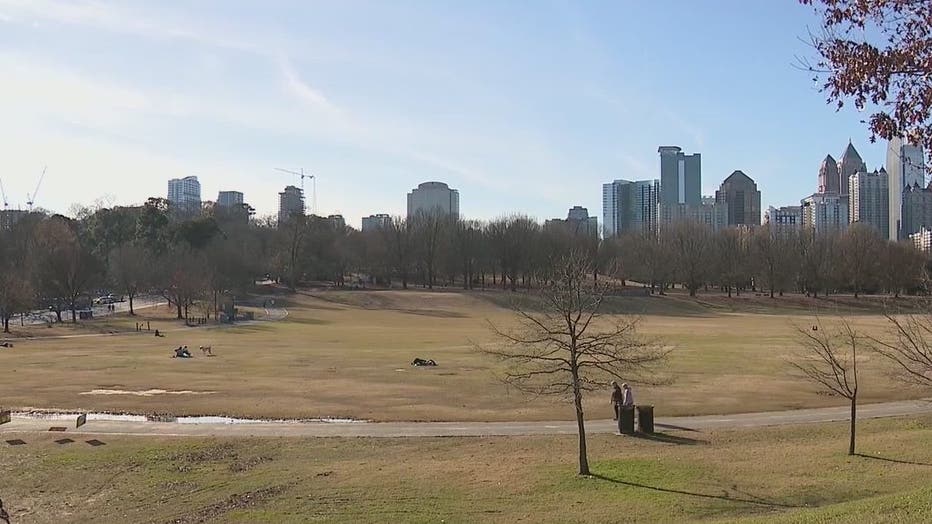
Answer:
xmin=610 ymin=381 xmax=623 ymax=420
xmin=621 ymin=383 xmax=635 ymax=408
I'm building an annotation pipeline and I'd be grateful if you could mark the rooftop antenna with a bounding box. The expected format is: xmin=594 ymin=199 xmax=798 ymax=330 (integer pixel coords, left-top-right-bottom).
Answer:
xmin=0 ymin=178 xmax=8 ymax=210
xmin=26 ymin=165 xmax=47 ymax=211
xmin=275 ymin=167 xmax=316 ymax=215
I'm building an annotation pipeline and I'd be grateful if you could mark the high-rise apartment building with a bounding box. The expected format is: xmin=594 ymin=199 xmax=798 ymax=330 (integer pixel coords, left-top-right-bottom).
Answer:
xmin=602 ymin=179 xmax=660 ymax=237
xmin=167 ymin=176 xmax=201 ymax=212
xmin=658 ymin=146 xmax=701 ymax=206
xmin=361 ymin=214 xmax=392 ymax=233
xmin=659 ymin=201 xmax=728 ymax=232
xmin=715 ymin=170 xmax=761 ymax=226
xmin=902 ymin=181 xmax=932 ymax=237
xmin=910 ymin=227 xmax=932 ymax=253
xmin=848 ymin=169 xmax=889 ymax=238
xmin=407 ymin=181 xmax=460 ymax=218
xmin=217 ymin=191 xmax=244 ymax=208
xmin=838 ymin=142 xmax=867 ymax=196
xmin=326 ymin=214 xmax=346 ymax=230
xmin=887 ymin=137 xmax=926 ymax=240
xmin=802 ymin=193 xmax=849 ymax=233
xmin=765 ymin=206 xmax=803 ymax=239
xmin=278 ymin=185 xmax=305 ymax=225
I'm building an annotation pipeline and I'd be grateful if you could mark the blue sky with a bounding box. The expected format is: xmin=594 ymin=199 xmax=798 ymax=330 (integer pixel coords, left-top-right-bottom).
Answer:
xmin=0 ymin=0 xmax=887 ymax=226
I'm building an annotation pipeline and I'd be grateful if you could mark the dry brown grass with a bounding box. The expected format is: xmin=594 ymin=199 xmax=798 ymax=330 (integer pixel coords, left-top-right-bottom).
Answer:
xmin=0 ymin=289 xmax=928 ymax=421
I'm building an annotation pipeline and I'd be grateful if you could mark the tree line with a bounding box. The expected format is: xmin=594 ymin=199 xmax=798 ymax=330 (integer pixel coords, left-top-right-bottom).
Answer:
xmin=1 ymin=198 xmax=930 ymax=332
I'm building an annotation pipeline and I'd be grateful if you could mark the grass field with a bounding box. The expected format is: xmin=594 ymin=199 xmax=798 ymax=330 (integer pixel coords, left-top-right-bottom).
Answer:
xmin=0 ymin=288 xmax=929 ymax=421
xmin=2 ymin=415 xmax=932 ymax=522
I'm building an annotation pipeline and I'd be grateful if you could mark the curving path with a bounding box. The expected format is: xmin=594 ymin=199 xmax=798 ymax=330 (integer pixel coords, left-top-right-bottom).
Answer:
xmin=2 ymin=398 xmax=930 ymax=439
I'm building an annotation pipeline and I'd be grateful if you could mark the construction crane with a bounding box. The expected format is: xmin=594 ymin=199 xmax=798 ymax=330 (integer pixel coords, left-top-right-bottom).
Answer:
xmin=275 ymin=167 xmax=316 ymax=215
xmin=26 ymin=166 xmax=46 ymax=211
xmin=0 ymin=178 xmax=8 ymax=210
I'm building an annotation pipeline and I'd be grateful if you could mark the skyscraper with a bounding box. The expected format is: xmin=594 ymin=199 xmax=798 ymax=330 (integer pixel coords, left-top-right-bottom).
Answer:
xmin=837 ymin=141 xmax=867 ymax=196
xmin=547 ymin=206 xmax=599 ymax=237
xmin=278 ymin=185 xmax=305 ymax=225
xmin=407 ymin=181 xmax=460 ymax=218
xmin=818 ymin=155 xmax=840 ymax=194
xmin=658 ymin=146 xmax=701 ymax=206
xmin=167 ymin=176 xmax=201 ymax=212
xmin=715 ymin=170 xmax=761 ymax=226
xmin=848 ymin=169 xmax=889 ymax=238
xmin=902 ymin=181 xmax=932 ymax=238
xmin=217 ymin=191 xmax=244 ymax=208
xmin=887 ymin=137 xmax=925 ymax=240
xmin=602 ymin=179 xmax=660 ymax=237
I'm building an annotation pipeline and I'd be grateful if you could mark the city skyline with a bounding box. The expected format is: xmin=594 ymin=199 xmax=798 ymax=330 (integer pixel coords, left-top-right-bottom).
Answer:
xmin=0 ymin=1 xmax=903 ymax=228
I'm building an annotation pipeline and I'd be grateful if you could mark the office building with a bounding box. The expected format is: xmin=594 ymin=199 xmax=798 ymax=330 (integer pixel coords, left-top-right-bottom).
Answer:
xmin=278 ymin=185 xmax=305 ymax=225
xmin=802 ymin=193 xmax=849 ymax=233
xmin=838 ymin=142 xmax=867 ymax=196
xmin=547 ymin=206 xmax=599 ymax=237
xmin=658 ymin=146 xmax=701 ymax=206
xmin=167 ymin=176 xmax=201 ymax=212
xmin=326 ymin=214 xmax=346 ymax=230
xmin=848 ymin=169 xmax=889 ymax=238
xmin=361 ymin=214 xmax=392 ymax=233
xmin=902 ymin=181 xmax=932 ymax=237
xmin=715 ymin=170 xmax=761 ymax=226
xmin=765 ymin=206 xmax=804 ymax=239
xmin=407 ymin=181 xmax=459 ymax=218
xmin=887 ymin=137 xmax=926 ymax=240
xmin=910 ymin=227 xmax=932 ymax=253
xmin=818 ymin=155 xmax=840 ymax=195
xmin=659 ymin=200 xmax=728 ymax=232
xmin=602 ymin=179 xmax=660 ymax=237
xmin=217 ymin=191 xmax=244 ymax=208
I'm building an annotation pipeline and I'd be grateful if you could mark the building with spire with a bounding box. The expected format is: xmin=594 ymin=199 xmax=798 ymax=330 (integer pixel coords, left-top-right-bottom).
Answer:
xmin=838 ymin=141 xmax=867 ymax=196
xmin=818 ymin=154 xmax=840 ymax=194
xmin=715 ymin=170 xmax=761 ymax=226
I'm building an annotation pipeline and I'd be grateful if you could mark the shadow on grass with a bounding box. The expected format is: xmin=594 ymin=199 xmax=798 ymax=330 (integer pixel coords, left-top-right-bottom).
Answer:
xmin=655 ymin=423 xmax=701 ymax=433
xmin=855 ymin=453 xmax=932 ymax=466
xmin=626 ymin=431 xmax=704 ymax=445
xmin=591 ymin=474 xmax=799 ymax=508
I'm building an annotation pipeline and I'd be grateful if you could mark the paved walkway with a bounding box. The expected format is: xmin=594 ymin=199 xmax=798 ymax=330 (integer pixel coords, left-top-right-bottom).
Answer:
xmin=2 ymin=399 xmax=930 ymax=439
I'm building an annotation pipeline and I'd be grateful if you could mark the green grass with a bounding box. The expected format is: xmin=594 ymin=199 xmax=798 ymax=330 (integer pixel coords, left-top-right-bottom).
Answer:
xmin=3 ymin=415 xmax=932 ymax=522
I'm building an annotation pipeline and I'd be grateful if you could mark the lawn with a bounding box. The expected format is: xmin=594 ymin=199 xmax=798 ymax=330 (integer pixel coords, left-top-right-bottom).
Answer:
xmin=0 ymin=289 xmax=928 ymax=421
xmin=2 ymin=415 xmax=931 ymax=522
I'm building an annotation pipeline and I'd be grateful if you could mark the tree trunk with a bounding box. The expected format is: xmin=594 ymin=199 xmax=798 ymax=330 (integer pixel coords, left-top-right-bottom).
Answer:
xmin=129 ymin=294 xmax=136 ymax=315
xmin=176 ymin=302 xmax=183 ymax=320
xmin=572 ymin=370 xmax=590 ymax=476
xmin=3 ymin=316 xmax=9 ymax=334
xmin=848 ymin=397 xmax=857 ymax=456
xmin=71 ymin=306 xmax=77 ymax=323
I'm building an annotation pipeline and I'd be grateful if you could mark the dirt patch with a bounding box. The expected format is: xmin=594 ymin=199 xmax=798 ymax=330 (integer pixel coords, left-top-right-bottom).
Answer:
xmin=80 ymin=389 xmax=217 ymax=396
xmin=172 ymin=444 xmax=239 ymax=472
xmin=166 ymin=485 xmax=287 ymax=523
xmin=230 ymin=455 xmax=273 ymax=473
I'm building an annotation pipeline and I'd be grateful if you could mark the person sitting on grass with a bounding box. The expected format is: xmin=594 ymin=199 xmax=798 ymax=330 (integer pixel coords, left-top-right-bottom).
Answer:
xmin=173 ymin=346 xmax=192 ymax=358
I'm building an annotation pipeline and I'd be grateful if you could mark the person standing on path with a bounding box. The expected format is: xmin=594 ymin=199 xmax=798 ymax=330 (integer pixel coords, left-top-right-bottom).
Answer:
xmin=610 ymin=381 xmax=623 ymax=420
xmin=622 ymin=383 xmax=635 ymax=408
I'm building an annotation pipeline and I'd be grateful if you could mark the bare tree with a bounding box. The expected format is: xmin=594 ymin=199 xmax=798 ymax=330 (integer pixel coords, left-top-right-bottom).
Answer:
xmin=32 ymin=216 xmax=102 ymax=323
xmin=108 ymin=243 xmax=148 ymax=315
xmin=870 ymin=308 xmax=932 ymax=387
xmin=482 ymin=252 xmax=669 ymax=476
xmin=669 ymin=221 xmax=713 ymax=297
xmin=839 ymin=223 xmax=882 ymax=298
xmin=790 ymin=319 xmax=860 ymax=455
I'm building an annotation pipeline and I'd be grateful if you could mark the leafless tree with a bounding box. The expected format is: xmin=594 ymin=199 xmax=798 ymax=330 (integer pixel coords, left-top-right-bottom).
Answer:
xmin=839 ymin=223 xmax=883 ymax=298
xmin=481 ymin=252 xmax=669 ymax=476
xmin=669 ymin=221 xmax=713 ymax=297
xmin=789 ymin=319 xmax=860 ymax=455
xmin=108 ymin=243 xmax=148 ymax=315
xmin=870 ymin=308 xmax=932 ymax=387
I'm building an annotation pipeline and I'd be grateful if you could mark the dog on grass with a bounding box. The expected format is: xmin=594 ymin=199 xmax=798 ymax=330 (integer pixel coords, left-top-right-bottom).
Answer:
xmin=199 ymin=345 xmax=214 ymax=356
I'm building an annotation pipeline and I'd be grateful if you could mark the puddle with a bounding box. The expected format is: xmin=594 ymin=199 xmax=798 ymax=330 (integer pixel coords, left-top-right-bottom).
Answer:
xmin=11 ymin=410 xmax=365 ymax=425
xmin=80 ymin=389 xmax=217 ymax=397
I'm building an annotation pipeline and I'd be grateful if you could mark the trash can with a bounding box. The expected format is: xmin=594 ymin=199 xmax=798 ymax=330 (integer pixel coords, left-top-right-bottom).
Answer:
xmin=618 ymin=406 xmax=635 ymax=434
xmin=637 ymin=405 xmax=654 ymax=434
